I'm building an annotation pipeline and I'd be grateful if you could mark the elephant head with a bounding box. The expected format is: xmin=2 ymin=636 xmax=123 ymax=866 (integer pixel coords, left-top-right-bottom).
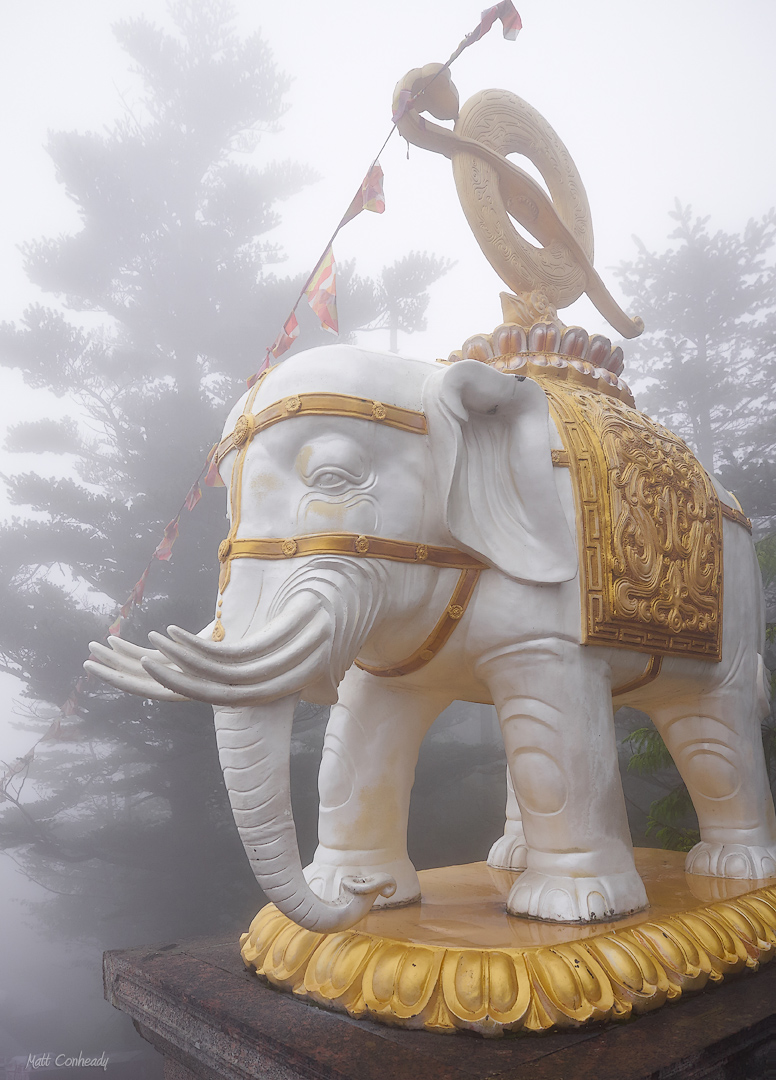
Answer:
xmin=86 ymin=345 xmax=576 ymax=931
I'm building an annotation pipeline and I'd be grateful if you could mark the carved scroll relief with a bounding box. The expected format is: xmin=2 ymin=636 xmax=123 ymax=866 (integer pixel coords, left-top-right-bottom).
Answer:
xmin=540 ymin=380 xmax=722 ymax=660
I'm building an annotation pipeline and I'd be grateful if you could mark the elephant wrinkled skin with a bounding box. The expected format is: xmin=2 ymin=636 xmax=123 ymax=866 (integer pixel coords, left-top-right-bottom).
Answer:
xmin=86 ymin=345 xmax=776 ymax=932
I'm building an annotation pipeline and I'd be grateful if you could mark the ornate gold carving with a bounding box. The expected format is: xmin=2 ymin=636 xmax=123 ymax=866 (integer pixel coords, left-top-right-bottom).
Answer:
xmin=217 ymin=538 xmax=231 ymax=562
xmin=232 ymin=412 xmax=255 ymax=447
xmin=211 ymin=620 xmax=225 ymax=642
xmin=454 ymin=317 xmax=633 ymax=399
xmin=240 ymin=855 xmax=776 ymax=1035
xmin=285 ymin=395 xmax=302 ymax=413
xmin=415 ymin=543 xmax=429 ymax=562
xmin=371 ymin=401 xmax=387 ymax=421
xmin=500 ymin=289 xmax=559 ymax=329
xmin=354 ymin=535 xmax=370 ymax=554
xmin=447 ymin=604 xmax=464 ymax=620
xmin=541 ymin=380 xmax=723 ymax=660
xmin=281 ymin=539 xmax=298 ymax=557
xmin=550 ymin=448 xmax=570 ymax=466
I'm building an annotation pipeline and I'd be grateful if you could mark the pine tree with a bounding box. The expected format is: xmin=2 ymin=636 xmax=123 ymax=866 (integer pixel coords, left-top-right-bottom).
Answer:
xmin=616 ymin=203 xmax=776 ymax=848
xmin=0 ymin=0 xmax=449 ymax=947
xmin=616 ymin=202 xmax=776 ymax=529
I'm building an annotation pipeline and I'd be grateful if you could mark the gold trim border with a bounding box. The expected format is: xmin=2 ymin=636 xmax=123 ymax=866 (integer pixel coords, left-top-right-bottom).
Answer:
xmin=240 ymin=883 xmax=776 ymax=1035
xmin=216 ymin=392 xmax=427 ymax=462
xmin=541 ymin=377 xmax=723 ymax=661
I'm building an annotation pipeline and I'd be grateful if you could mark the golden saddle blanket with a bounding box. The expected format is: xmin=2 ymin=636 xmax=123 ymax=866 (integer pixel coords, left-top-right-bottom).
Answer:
xmin=541 ymin=381 xmax=723 ymax=661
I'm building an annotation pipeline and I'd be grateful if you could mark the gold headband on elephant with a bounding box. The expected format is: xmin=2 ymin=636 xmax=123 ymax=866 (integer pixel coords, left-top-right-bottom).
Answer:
xmin=214 ymin=392 xmax=428 ymax=464
xmin=212 ymin=374 xmax=484 ymax=673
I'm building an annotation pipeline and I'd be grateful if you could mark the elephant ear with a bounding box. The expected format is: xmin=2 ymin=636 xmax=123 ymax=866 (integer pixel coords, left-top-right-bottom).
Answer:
xmin=423 ymin=360 xmax=577 ymax=584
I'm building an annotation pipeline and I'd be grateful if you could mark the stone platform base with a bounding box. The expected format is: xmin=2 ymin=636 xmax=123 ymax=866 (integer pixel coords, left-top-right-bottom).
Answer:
xmin=241 ymin=849 xmax=776 ymax=1034
xmin=105 ymin=931 xmax=776 ymax=1079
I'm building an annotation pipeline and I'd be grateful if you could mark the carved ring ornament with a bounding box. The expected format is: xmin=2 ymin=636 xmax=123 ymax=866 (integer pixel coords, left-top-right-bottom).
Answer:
xmin=393 ymin=64 xmax=644 ymax=339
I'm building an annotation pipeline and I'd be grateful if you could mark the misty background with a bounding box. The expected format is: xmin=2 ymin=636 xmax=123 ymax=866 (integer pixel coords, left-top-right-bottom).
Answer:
xmin=1 ymin=0 xmax=774 ymax=1073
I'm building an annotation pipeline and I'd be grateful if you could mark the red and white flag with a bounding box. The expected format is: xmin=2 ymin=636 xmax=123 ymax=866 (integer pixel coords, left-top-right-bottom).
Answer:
xmin=270 ymin=310 xmax=300 ymax=359
xmin=304 ymin=247 xmax=338 ymax=334
xmin=154 ymin=516 xmax=180 ymax=562
xmin=341 ymin=164 xmax=386 ymax=226
xmin=247 ymin=351 xmax=272 ymax=389
xmin=184 ymin=480 xmax=202 ymax=512
xmin=475 ymin=2 xmax=522 ymax=42
xmin=204 ymin=443 xmax=225 ymax=487
xmin=128 ymin=567 xmax=150 ymax=607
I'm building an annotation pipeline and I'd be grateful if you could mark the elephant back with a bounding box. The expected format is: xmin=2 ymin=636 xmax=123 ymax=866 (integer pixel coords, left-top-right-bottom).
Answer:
xmin=447 ymin=316 xmax=736 ymax=662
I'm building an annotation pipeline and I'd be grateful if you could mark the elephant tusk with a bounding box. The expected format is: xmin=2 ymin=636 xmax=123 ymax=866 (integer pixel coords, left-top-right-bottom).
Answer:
xmin=141 ymin=641 xmax=332 ymax=706
xmin=87 ymin=639 xmax=167 ymax=675
xmin=83 ymin=658 xmax=189 ymax=701
xmin=165 ymin=594 xmax=316 ymax=661
xmin=148 ymin=609 xmax=331 ymax=685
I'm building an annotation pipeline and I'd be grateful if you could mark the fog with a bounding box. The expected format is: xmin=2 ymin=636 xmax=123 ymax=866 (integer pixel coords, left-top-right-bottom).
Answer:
xmin=1 ymin=0 xmax=774 ymax=1072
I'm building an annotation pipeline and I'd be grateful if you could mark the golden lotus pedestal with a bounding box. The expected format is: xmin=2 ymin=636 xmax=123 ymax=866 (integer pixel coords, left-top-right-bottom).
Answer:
xmin=240 ymin=848 xmax=776 ymax=1036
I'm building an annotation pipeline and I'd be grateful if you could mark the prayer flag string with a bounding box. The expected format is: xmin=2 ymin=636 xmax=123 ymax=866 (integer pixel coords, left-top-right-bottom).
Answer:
xmin=246 ymin=1 xmax=520 ymax=385
xmin=19 ymin=4 xmax=522 ymax=753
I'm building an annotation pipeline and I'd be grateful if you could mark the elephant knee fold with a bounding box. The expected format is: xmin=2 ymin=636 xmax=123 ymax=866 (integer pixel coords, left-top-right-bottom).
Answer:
xmin=318 ymin=743 xmax=356 ymax=810
xmin=510 ymin=749 xmax=568 ymax=816
xmin=678 ymin=746 xmax=741 ymax=802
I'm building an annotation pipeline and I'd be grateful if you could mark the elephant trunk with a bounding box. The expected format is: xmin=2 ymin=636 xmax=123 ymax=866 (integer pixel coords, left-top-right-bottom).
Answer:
xmin=142 ymin=556 xmax=397 ymax=932
xmin=215 ymin=696 xmax=395 ymax=932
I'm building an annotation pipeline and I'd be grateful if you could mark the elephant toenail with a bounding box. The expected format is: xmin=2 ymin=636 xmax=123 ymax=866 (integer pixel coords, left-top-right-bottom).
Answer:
xmin=586 ymin=891 xmax=607 ymax=919
xmin=722 ymin=853 xmax=749 ymax=878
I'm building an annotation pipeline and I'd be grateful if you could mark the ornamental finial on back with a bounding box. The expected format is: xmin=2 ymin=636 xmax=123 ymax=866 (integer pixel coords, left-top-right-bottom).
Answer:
xmin=393 ymin=64 xmax=644 ymax=341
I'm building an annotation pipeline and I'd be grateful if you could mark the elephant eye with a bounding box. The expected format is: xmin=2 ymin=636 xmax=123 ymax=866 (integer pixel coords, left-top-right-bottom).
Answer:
xmin=313 ymin=469 xmax=353 ymax=491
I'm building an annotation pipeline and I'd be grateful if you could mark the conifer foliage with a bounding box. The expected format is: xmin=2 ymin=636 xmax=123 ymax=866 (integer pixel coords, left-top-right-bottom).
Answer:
xmin=0 ymin=2 xmax=447 ymax=942
xmin=616 ymin=201 xmax=776 ymax=529
xmin=616 ymin=203 xmax=776 ymax=849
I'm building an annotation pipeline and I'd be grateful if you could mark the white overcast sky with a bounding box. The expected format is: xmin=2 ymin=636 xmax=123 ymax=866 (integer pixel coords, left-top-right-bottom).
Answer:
xmin=1 ymin=0 xmax=774 ymax=350
xmin=0 ymin=0 xmax=774 ymax=748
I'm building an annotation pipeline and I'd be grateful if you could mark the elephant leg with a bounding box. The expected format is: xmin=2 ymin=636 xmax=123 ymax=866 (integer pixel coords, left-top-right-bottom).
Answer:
xmin=304 ymin=665 xmax=449 ymax=908
xmin=648 ymin=652 xmax=776 ymax=879
xmin=477 ymin=640 xmax=647 ymax=922
xmin=487 ymin=764 xmax=528 ymax=870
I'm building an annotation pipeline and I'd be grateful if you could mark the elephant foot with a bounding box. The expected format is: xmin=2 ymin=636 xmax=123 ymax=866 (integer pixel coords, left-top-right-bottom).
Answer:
xmin=685 ymin=841 xmax=776 ymax=879
xmin=506 ymin=868 xmax=648 ymax=923
xmin=487 ymin=829 xmax=528 ymax=872
xmin=304 ymin=855 xmax=421 ymax=909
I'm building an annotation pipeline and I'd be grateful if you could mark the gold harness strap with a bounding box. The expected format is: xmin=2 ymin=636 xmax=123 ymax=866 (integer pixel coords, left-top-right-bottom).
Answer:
xmin=611 ymin=655 xmax=663 ymax=698
xmin=215 ymin=392 xmax=427 ymax=463
xmin=216 ymin=387 xmax=750 ymax=678
xmin=356 ymin=568 xmax=482 ymax=678
xmin=219 ymin=533 xmax=484 ymax=570
xmin=216 ymin=532 xmax=485 ymax=675
xmin=213 ymin=376 xmax=482 ymax=671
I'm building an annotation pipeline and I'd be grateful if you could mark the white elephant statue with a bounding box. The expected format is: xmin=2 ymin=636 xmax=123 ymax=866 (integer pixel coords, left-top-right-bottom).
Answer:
xmin=86 ymin=339 xmax=776 ymax=934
